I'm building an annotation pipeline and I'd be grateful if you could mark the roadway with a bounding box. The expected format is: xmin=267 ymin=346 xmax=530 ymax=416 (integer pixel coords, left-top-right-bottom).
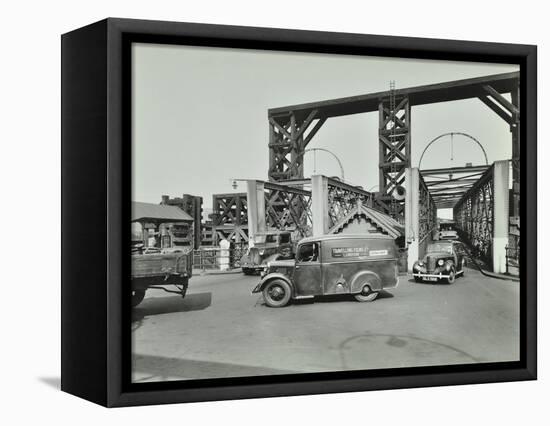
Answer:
xmin=131 ymin=267 xmax=519 ymax=383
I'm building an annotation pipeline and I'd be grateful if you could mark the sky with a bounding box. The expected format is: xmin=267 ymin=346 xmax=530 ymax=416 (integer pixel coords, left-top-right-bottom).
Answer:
xmin=132 ymin=43 xmax=518 ymax=217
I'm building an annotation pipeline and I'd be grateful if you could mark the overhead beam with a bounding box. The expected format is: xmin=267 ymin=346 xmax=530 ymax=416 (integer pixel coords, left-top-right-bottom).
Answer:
xmin=420 ymin=165 xmax=490 ymax=175
xmin=478 ymin=96 xmax=513 ymax=125
xmin=425 ymin=178 xmax=482 ymax=187
xmin=269 ymin=72 xmax=519 ymax=121
xmin=303 ymin=117 xmax=327 ymax=147
xmin=482 ymin=84 xmax=520 ymax=116
xmin=295 ymin=110 xmax=318 ymax=139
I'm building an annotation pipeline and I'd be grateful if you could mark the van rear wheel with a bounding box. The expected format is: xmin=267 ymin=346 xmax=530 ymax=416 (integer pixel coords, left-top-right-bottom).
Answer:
xmin=354 ymin=285 xmax=379 ymax=302
xmin=263 ymin=279 xmax=291 ymax=308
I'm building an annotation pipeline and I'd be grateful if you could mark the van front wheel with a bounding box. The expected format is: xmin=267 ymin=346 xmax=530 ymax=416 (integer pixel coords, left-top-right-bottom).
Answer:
xmin=354 ymin=285 xmax=379 ymax=302
xmin=263 ymin=279 xmax=291 ymax=308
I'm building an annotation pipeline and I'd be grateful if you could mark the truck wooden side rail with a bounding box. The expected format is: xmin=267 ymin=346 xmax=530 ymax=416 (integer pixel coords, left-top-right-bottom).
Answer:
xmin=131 ymin=251 xmax=193 ymax=307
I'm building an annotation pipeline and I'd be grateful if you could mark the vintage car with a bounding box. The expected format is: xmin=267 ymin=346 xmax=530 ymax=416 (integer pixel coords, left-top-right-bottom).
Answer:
xmin=412 ymin=240 xmax=466 ymax=284
xmin=438 ymin=229 xmax=459 ymax=240
xmin=240 ymin=230 xmax=294 ymax=275
xmin=437 ymin=221 xmax=458 ymax=240
xmin=252 ymin=234 xmax=399 ymax=307
xmin=131 ymin=248 xmax=193 ymax=307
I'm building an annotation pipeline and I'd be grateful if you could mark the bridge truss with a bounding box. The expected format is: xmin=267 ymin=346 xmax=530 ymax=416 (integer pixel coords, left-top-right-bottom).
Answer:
xmin=453 ymin=161 xmax=510 ymax=272
xmin=267 ymin=72 xmax=520 ymax=223
xmin=421 ymin=165 xmax=491 ymax=210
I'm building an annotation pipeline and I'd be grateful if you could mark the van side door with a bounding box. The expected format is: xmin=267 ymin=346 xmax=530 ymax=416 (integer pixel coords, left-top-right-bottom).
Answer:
xmin=293 ymin=242 xmax=322 ymax=296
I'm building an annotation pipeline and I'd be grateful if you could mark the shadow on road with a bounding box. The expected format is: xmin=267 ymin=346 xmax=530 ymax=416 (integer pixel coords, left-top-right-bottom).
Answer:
xmin=132 ymin=353 xmax=299 ymax=382
xmin=311 ymin=290 xmax=394 ymax=304
xmin=132 ymin=292 xmax=212 ymax=322
xmin=338 ymin=333 xmax=479 ymax=371
xmin=256 ymin=290 xmax=396 ymax=307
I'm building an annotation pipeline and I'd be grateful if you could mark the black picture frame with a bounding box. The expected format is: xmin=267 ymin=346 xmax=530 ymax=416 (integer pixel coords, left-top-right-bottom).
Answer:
xmin=61 ymin=17 xmax=537 ymax=407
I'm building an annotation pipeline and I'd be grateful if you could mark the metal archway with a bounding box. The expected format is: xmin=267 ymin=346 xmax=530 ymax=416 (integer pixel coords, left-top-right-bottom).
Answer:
xmin=418 ymin=132 xmax=489 ymax=169
xmin=300 ymin=147 xmax=345 ymax=181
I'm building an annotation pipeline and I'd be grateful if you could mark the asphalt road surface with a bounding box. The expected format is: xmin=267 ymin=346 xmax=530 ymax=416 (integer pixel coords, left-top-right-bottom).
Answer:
xmin=132 ymin=267 xmax=519 ymax=383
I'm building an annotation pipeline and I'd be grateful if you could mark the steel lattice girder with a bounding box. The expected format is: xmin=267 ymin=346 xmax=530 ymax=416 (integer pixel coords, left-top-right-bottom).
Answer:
xmin=263 ymin=181 xmax=313 ymax=237
xmin=326 ymin=178 xmax=374 ymax=229
xmin=211 ymin=193 xmax=249 ymax=243
xmin=420 ymin=165 xmax=490 ymax=209
xmin=268 ymin=110 xmax=326 ymax=182
xmin=453 ymin=166 xmax=494 ymax=262
xmin=377 ymin=96 xmax=410 ymax=218
xmin=418 ymin=173 xmax=437 ymax=241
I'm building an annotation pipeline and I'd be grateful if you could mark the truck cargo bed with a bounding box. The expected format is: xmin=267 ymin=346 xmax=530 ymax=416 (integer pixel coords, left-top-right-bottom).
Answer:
xmin=131 ymin=253 xmax=192 ymax=278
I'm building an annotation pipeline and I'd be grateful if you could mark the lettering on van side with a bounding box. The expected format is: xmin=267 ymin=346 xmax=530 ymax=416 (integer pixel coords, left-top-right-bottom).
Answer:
xmin=332 ymin=247 xmax=368 ymax=258
xmin=369 ymin=249 xmax=388 ymax=256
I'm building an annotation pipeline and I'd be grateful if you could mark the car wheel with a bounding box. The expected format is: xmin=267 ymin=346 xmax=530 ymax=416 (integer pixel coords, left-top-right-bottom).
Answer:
xmin=414 ymin=276 xmax=423 ymax=283
xmin=132 ymin=289 xmax=146 ymax=307
xmin=354 ymin=285 xmax=379 ymax=302
xmin=262 ymin=279 xmax=291 ymax=307
xmin=242 ymin=267 xmax=251 ymax=275
xmin=461 ymin=259 xmax=466 ymax=277
xmin=446 ymin=268 xmax=456 ymax=284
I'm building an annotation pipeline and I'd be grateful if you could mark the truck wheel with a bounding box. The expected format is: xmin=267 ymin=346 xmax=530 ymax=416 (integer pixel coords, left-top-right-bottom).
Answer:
xmin=262 ymin=279 xmax=291 ymax=308
xmin=446 ymin=268 xmax=456 ymax=284
xmin=354 ymin=285 xmax=379 ymax=302
xmin=132 ymin=290 xmax=146 ymax=307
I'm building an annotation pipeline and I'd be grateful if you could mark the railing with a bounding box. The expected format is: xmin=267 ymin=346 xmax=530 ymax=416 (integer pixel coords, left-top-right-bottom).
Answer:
xmin=506 ymin=233 xmax=520 ymax=273
xmin=192 ymin=244 xmax=248 ymax=271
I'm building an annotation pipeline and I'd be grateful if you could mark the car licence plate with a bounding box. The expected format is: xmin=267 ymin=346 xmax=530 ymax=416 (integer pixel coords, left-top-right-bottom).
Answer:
xmin=424 ymin=277 xmax=438 ymax=282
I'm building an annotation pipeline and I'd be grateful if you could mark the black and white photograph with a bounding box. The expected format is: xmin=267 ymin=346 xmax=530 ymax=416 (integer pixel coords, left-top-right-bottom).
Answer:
xmin=3 ymin=0 xmax=546 ymax=422
xmin=130 ymin=43 xmax=522 ymax=382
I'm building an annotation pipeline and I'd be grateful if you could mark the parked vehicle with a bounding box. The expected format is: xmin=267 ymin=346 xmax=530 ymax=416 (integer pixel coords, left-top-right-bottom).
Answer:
xmin=412 ymin=240 xmax=466 ymax=284
xmin=438 ymin=221 xmax=458 ymax=240
xmin=131 ymin=244 xmax=162 ymax=255
xmin=131 ymin=248 xmax=193 ymax=307
xmin=439 ymin=229 xmax=458 ymax=240
xmin=240 ymin=230 xmax=294 ymax=275
xmin=252 ymin=234 xmax=399 ymax=307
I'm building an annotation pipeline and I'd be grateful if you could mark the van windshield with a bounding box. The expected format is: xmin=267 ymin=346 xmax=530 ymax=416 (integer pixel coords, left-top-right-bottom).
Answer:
xmin=298 ymin=243 xmax=318 ymax=262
